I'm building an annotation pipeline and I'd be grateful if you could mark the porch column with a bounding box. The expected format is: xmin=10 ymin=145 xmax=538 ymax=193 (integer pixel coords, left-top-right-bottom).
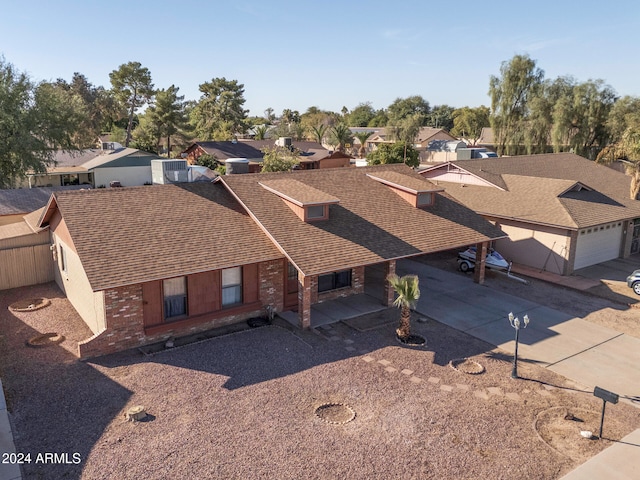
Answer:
xmin=297 ymin=272 xmax=312 ymax=329
xmin=473 ymin=242 xmax=488 ymax=285
xmin=383 ymin=260 xmax=396 ymax=306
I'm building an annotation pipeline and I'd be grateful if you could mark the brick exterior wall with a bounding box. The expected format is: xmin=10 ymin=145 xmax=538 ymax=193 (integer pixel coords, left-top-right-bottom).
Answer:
xmin=78 ymin=260 xmax=285 ymax=359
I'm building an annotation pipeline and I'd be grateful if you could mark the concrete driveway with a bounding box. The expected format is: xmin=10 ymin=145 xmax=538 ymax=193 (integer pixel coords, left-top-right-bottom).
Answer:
xmin=576 ymin=254 xmax=640 ymax=303
xmin=397 ymin=259 xmax=640 ymax=401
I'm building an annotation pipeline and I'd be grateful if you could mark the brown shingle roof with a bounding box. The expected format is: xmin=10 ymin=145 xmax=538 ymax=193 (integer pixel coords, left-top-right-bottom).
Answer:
xmin=367 ymin=171 xmax=444 ymax=194
xmin=221 ymin=164 xmax=505 ymax=276
xmin=49 ymin=183 xmax=283 ymax=291
xmin=440 ymin=153 xmax=640 ymax=228
xmin=259 ymin=179 xmax=340 ymax=206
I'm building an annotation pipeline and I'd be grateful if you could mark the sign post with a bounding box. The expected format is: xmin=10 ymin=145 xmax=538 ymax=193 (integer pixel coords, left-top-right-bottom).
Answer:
xmin=593 ymin=386 xmax=619 ymax=440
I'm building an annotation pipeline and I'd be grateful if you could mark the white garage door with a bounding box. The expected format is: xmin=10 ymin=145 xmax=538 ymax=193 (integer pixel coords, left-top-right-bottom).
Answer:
xmin=574 ymin=222 xmax=623 ymax=270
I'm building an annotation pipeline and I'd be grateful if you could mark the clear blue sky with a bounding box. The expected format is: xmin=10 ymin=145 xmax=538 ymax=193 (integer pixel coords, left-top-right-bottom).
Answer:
xmin=2 ymin=0 xmax=639 ymax=117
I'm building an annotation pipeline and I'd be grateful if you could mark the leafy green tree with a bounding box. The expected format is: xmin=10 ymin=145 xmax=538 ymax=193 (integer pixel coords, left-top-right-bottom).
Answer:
xmin=195 ymin=153 xmax=219 ymax=170
xmin=387 ymin=95 xmax=430 ymax=126
xmin=426 ymin=104 xmax=455 ymax=130
xmin=386 ymin=274 xmax=420 ymax=341
xmin=451 ymin=106 xmax=490 ymax=144
xmin=353 ymin=131 xmax=373 ymax=158
xmin=131 ymin=114 xmax=160 ymax=153
xmin=300 ymin=107 xmax=339 ymax=138
xmin=345 ymin=102 xmax=376 ymax=127
xmin=368 ymin=109 xmax=388 ymax=127
xmin=0 ymin=58 xmax=82 ymax=187
xmin=489 ymin=54 xmax=544 ymax=155
xmin=53 ymin=73 xmax=122 ymax=148
xmin=367 ymin=142 xmax=419 ymax=168
xmin=597 ymin=121 xmax=640 ymax=199
xmin=145 ymin=85 xmax=188 ymax=155
xmin=329 ymin=123 xmax=353 ymax=152
xmin=190 ymin=77 xmax=249 ymax=140
xmin=109 ymin=61 xmax=154 ymax=147
xmin=551 ymin=79 xmax=616 ymax=158
xmin=606 ymin=96 xmax=640 ymax=141
xmin=280 ymin=108 xmax=300 ymax=124
xmin=260 ymin=146 xmax=300 ymax=172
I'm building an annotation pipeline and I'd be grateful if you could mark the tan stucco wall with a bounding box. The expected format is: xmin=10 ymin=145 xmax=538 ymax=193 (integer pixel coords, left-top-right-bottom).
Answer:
xmin=52 ymin=233 xmax=106 ymax=335
xmin=491 ymin=219 xmax=571 ymax=275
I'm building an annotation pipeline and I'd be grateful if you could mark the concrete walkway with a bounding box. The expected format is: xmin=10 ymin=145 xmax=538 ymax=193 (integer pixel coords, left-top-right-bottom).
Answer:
xmin=559 ymin=428 xmax=640 ymax=479
xmin=279 ymin=293 xmax=387 ymax=328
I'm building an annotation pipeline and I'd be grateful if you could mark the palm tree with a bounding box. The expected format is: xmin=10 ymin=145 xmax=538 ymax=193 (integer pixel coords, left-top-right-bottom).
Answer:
xmin=353 ymin=131 xmax=373 ymax=158
xmin=597 ymin=126 xmax=640 ymax=199
xmin=330 ymin=123 xmax=353 ymax=153
xmin=254 ymin=125 xmax=268 ymax=140
xmin=386 ymin=274 xmax=420 ymax=341
xmin=310 ymin=124 xmax=329 ymax=145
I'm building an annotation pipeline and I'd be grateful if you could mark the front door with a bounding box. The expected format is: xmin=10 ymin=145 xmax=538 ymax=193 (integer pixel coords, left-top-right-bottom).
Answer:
xmin=284 ymin=262 xmax=299 ymax=310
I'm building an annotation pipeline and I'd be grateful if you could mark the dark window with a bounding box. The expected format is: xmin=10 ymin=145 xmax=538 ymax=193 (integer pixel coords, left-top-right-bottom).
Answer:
xmin=307 ymin=205 xmax=325 ymax=219
xmin=59 ymin=244 xmax=67 ymax=273
xmin=318 ymin=270 xmax=352 ymax=293
xmin=417 ymin=192 xmax=433 ymax=206
xmin=163 ymin=277 xmax=187 ymax=319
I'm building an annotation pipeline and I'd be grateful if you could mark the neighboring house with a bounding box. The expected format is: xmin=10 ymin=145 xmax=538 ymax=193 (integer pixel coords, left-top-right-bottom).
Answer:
xmin=421 ymin=153 xmax=640 ymax=275
xmin=365 ymin=127 xmax=457 ymax=153
xmin=17 ymin=147 xmax=164 ymax=188
xmin=0 ymin=186 xmax=87 ymax=226
xmin=37 ymin=164 xmax=504 ymax=358
xmin=182 ymin=139 xmax=350 ymax=171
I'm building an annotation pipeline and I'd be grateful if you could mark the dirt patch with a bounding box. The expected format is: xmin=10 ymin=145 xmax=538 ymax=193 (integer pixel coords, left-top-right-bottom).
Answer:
xmin=9 ymin=297 xmax=51 ymax=312
xmin=535 ymin=406 xmax=623 ymax=462
xmin=449 ymin=358 xmax=486 ymax=374
xmin=314 ymin=403 xmax=356 ymax=424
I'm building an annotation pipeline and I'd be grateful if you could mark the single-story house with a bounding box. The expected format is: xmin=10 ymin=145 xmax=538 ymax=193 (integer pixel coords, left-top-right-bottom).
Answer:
xmin=17 ymin=147 xmax=164 ymax=188
xmin=182 ymin=139 xmax=350 ymax=171
xmin=420 ymin=153 xmax=640 ymax=275
xmin=37 ymin=164 xmax=504 ymax=358
xmin=365 ymin=127 xmax=457 ymax=153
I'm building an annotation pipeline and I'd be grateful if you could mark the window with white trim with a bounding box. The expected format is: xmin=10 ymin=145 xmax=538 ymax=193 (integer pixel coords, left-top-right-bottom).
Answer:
xmin=222 ymin=267 xmax=242 ymax=306
xmin=307 ymin=205 xmax=325 ymax=219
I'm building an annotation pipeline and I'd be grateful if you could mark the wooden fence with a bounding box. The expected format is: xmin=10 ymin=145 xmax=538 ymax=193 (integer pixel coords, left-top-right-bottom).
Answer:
xmin=0 ymin=244 xmax=55 ymax=290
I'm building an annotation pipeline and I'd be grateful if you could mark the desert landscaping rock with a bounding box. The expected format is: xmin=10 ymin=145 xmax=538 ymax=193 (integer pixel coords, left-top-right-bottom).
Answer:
xmin=1 ymin=283 xmax=638 ymax=479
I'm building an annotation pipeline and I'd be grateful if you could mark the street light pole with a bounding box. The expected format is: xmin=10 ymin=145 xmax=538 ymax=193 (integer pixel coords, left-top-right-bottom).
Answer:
xmin=508 ymin=312 xmax=529 ymax=379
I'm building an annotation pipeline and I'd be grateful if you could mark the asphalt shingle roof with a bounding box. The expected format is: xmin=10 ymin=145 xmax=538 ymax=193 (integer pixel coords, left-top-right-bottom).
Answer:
xmin=0 ymin=186 xmax=88 ymax=216
xmin=222 ymin=164 xmax=505 ymax=276
xmin=49 ymin=183 xmax=283 ymax=291
xmin=438 ymin=153 xmax=640 ymax=229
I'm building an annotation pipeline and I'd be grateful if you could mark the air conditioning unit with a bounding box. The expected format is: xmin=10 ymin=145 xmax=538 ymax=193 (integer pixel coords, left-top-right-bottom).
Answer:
xmin=151 ymin=159 xmax=189 ymax=184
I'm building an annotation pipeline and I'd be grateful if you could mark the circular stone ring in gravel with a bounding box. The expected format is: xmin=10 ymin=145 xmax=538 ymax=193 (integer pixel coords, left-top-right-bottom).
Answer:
xmin=449 ymin=358 xmax=485 ymax=374
xmin=315 ymin=403 xmax=356 ymax=425
xmin=26 ymin=333 xmax=65 ymax=348
xmin=9 ymin=298 xmax=51 ymax=312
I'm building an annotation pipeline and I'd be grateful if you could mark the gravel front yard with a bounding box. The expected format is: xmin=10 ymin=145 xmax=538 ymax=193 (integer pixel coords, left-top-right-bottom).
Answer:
xmin=1 ymin=282 xmax=639 ymax=480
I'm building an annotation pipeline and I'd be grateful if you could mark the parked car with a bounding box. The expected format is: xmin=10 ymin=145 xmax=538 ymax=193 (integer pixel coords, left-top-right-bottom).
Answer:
xmin=626 ymin=270 xmax=640 ymax=295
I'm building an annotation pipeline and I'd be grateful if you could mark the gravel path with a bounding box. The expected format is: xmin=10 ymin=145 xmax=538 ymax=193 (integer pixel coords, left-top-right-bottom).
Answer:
xmin=1 ymin=282 xmax=638 ymax=480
